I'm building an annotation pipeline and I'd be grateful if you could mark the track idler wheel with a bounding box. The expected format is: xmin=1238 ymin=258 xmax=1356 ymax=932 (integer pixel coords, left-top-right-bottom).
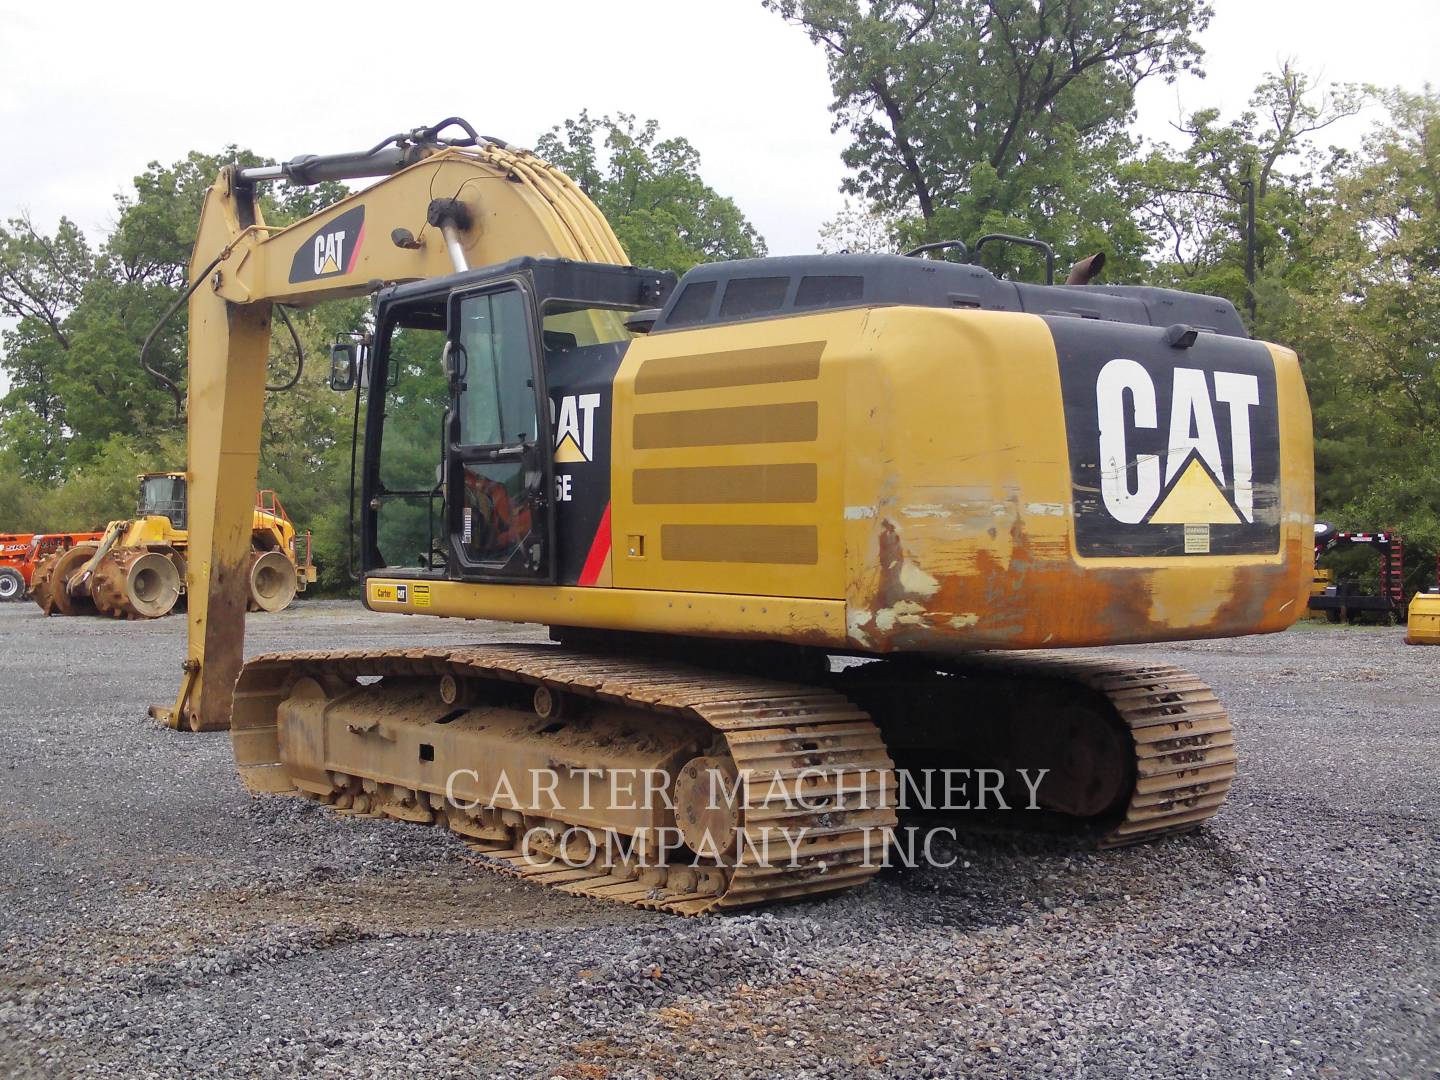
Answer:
xmin=90 ymin=548 xmax=182 ymax=619
xmin=673 ymin=754 xmax=742 ymax=859
xmin=248 ymin=550 xmax=297 ymax=613
xmin=31 ymin=543 xmax=99 ymax=616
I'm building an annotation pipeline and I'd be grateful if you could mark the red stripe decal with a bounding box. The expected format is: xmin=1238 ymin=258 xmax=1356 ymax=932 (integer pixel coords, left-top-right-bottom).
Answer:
xmin=345 ymin=222 xmax=366 ymax=273
xmin=577 ymin=502 xmax=612 ymax=586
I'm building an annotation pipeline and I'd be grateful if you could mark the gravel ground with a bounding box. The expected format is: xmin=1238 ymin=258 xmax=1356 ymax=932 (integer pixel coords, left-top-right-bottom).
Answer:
xmin=0 ymin=601 xmax=1435 ymax=1079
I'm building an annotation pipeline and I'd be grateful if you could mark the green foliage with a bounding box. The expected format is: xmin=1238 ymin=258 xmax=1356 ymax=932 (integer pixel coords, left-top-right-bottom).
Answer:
xmin=0 ymin=433 xmax=185 ymax=534
xmin=0 ymin=449 xmax=45 ymax=531
xmin=0 ymin=148 xmax=357 ymax=489
xmin=0 ymin=215 xmax=95 ymax=479
xmin=1277 ymin=89 xmax=1440 ymax=563
xmin=769 ymin=0 xmax=1211 ymax=279
xmin=1129 ymin=64 xmax=1372 ymax=324
xmin=817 ymin=198 xmax=903 ymax=254
xmin=0 ymin=146 xmax=366 ymax=588
xmin=45 ymin=434 xmax=186 ymax=531
xmin=536 ymin=112 xmax=765 ymax=272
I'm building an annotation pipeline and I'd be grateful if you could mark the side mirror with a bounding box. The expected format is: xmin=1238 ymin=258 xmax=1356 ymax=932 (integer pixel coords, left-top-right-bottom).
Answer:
xmin=328 ymin=343 xmax=358 ymax=391
xmin=624 ymin=307 xmax=661 ymax=335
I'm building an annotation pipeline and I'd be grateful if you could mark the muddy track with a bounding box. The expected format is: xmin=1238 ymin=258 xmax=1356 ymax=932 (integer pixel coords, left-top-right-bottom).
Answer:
xmin=235 ymin=645 xmax=900 ymax=913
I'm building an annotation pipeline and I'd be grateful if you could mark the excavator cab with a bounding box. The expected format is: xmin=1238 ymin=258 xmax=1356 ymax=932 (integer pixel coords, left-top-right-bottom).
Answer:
xmin=353 ymin=257 xmax=673 ymax=591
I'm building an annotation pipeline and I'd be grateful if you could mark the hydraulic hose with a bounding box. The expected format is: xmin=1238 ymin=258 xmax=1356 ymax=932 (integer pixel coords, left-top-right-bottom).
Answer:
xmin=138 ymin=259 xmax=305 ymax=415
xmin=138 ymin=253 xmax=223 ymax=418
xmin=267 ymin=306 xmax=304 ymax=392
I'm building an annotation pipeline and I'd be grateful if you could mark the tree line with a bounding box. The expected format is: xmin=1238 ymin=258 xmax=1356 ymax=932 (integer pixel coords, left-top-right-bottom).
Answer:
xmin=0 ymin=116 xmax=762 ymax=591
xmin=1 ymin=0 xmax=1435 ymax=594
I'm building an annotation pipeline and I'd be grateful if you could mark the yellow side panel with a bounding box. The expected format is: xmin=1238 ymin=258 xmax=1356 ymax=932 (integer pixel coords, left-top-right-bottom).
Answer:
xmin=610 ymin=313 xmax=867 ymax=599
xmin=837 ymin=310 xmax=1314 ymax=651
xmin=381 ymin=304 xmax=1313 ymax=657
xmin=120 ymin=515 xmax=185 ymax=547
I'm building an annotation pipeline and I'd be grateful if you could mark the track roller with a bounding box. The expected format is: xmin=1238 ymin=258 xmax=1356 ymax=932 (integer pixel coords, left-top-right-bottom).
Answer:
xmin=231 ymin=645 xmax=898 ymax=914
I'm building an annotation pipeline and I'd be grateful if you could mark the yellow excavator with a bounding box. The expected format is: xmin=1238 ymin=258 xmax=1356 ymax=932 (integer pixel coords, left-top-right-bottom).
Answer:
xmin=32 ymin=472 xmax=314 ymax=619
xmin=148 ymin=119 xmax=1313 ymax=914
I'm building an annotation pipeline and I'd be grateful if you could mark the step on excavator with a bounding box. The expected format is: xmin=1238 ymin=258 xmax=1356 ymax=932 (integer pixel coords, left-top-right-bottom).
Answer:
xmin=148 ymin=119 xmax=1313 ymax=914
xmin=32 ymin=472 xmax=315 ymax=619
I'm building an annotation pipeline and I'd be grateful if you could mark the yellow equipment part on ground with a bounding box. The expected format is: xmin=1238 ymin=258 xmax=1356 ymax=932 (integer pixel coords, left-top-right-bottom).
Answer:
xmin=1407 ymin=592 xmax=1440 ymax=645
xmin=1304 ymin=567 xmax=1334 ymax=620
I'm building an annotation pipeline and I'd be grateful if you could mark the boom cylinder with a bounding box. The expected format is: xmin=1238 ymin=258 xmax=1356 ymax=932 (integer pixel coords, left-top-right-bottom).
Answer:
xmin=237 ymin=146 xmax=415 ymax=187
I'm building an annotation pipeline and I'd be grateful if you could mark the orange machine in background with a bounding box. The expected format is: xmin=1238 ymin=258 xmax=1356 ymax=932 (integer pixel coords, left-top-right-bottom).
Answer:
xmin=0 ymin=532 xmax=106 ymax=602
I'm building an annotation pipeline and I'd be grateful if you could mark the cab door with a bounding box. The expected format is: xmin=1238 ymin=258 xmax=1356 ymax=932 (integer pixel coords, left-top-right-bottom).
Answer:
xmin=445 ymin=281 xmax=555 ymax=582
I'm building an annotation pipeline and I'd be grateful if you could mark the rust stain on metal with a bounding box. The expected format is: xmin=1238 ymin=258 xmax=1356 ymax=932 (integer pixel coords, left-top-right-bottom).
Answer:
xmin=194 ymin=551 xmax=252 ymax=731
xmin=231 ymin=644 xmax=898 ymax=914
xmin=852 ymin=514 xmax=1303 ymax=653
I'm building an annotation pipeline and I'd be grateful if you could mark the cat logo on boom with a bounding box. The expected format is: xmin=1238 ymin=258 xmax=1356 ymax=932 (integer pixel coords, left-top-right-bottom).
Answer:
xmin=1054 ymin=324 xmax=1282 ymax=558
xmin=288 ymin=206 xmax=365 ymax=284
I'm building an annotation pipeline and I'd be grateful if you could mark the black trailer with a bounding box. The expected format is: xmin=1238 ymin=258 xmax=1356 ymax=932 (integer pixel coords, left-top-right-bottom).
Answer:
xmin=1308 ymin=528 xmax=1409 ymax=624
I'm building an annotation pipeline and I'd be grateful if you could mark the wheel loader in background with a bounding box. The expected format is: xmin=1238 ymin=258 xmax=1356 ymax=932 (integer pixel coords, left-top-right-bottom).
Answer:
xmin=32 ymin=472 xmax=315 ymax=619
xmin=149 ymin=119 xmax=1313 ymax=914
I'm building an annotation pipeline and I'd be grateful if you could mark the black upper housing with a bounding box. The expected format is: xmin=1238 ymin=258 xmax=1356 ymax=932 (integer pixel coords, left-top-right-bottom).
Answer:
xmin=377 ymin=256 xmax=675 ymax=319
xmin=650 ymin=254 xmax=1248 ymax=339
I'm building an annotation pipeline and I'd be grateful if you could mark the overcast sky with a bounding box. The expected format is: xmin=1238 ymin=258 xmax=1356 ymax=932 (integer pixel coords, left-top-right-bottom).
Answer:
xmin=0 ymin=0 xmax=1435 ymax=257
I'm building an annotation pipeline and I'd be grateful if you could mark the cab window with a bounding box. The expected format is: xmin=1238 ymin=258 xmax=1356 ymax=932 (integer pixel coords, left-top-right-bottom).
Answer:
xmin=458 ymin=289 xmax=537 ymax=448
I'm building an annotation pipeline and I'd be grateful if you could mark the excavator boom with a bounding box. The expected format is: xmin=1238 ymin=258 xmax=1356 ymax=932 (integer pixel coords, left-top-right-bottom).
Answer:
xmin=155 ymin=128 xmax=626 ymax=730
